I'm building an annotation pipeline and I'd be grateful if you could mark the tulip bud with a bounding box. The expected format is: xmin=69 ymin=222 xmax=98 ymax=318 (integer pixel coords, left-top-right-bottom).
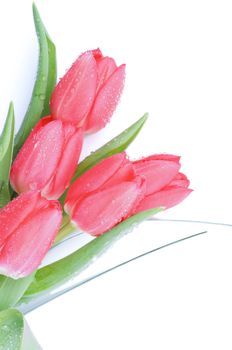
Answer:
xmin=10 ymin=116 xmax=83 ymax=200
xmin=0 ymin=191 xmax=62 ymax=278
xmin=50 ymin=49 xmax=126 ymax=133
xmin=65 ymin=153 xmax=144 ymax=236
xmin=133 ymin=154 xmax=192 ymax=212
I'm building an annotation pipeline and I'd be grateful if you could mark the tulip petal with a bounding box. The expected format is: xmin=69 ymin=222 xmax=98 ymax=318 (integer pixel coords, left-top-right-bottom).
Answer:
xmin=133 ymin=154 xmax=180 ymax=163
xmin=65 ymin=153 xmax=128 ymax=214
xmin=92 ymin=48 xmax=103 ymax=61
xmin=10 ymin=117 xmax=52 ymax=193
xmin=85 ymin=64 xmax=126 ymax=133
xmin=43 ymin=125 xmax=83 ymax=199
xmin=72 ymin=180 xmax=143 ymax=236
xmin=170 ymin=172 xmax=190 ymax=188
xmin=50 ymin=51 xmax=97 ymax=125
xmin=10 ymin=120 xmax=63 ymax=194
xmin=96 ymin=57 xmax=117 ymax=92
xmin=29 ymin=115 xmax=54 ymax=132
xmin=133 ymin=159 xmax=180 ymax=195
xmin=102 ymin=158 xmax=135 ymax=189
xmin=0 ymin=191 xmax=43 ymax=249
xmin=0 ymin=200 xmax=62 ymax=278
xmin=135 ymin=186 xmax=192 ymax=213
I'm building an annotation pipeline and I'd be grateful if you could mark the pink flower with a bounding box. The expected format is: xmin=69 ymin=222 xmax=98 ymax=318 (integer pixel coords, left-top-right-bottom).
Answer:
xmin=65 ymin=153 xmax=144 ymax=236
xmin=10 ymin=116 xmax=83 ymax=200
xmin=133 ymin=154 xmax=192 ymax=212
xmin=0 ymin=191 xmax=62 ymax=278
xmin=65 ymin=153 xmax=191 ymax=236
xmin=50 ymin=49 xmax=126 ymax=133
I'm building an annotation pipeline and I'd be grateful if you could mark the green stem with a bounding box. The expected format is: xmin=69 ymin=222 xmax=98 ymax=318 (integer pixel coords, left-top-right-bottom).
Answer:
xmin=60 ymin=213 xmax=70 ymax=229
xmin=54 ymin=221 xmax=77 ymax=245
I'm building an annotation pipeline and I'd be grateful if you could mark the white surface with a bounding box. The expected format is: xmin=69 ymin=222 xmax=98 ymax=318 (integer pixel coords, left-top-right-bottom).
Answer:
xmin=26 ymin=221 xmax=232 ymax=350
xmin=0 ymin=0 xmax=232 ymax=349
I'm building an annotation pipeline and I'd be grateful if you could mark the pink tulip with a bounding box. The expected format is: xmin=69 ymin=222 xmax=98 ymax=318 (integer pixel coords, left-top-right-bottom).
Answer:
xmin=65 ymin=153 xmax=144 ymax=236
xmin=10 ymin=116 xmax=83 ymax=200
xmin=0 ymin=191 xmax=62 ymax=278
xmin=50 ymin=48 xmax=126 ymax=133
xmin=133 ymin=154 xmax=192 ymax=213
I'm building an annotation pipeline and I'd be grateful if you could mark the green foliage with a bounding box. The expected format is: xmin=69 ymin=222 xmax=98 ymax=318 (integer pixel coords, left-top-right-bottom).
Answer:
xmin=13 ymin=3 xmax=57 ymax=157
xmin=0 ymin=103 xmax=15 ymax=208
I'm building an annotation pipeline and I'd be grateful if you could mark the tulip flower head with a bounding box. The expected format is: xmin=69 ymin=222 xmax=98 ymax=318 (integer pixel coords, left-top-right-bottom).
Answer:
xmin=10 ymin=116 xmax=83 ymax=200
xmin=64 ymin=152 xmax=191 ymax=237
xmin=0 ymin=191 xmax=62 ymax=278
xmin=50 ymin=48 xmax=126 ymax=133
xmin=65 ymin=152 xmax=144 ymax=236
xmin=133 ymin=154 xmax=192 ymax=213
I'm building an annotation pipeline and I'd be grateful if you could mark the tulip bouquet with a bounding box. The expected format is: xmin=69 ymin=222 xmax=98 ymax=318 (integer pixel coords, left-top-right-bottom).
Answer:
xmin=0 ymin=4 xmax=192 ymax=349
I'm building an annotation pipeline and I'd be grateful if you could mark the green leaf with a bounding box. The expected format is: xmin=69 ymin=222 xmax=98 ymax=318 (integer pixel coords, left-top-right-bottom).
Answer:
xmin=0 ymin=309 xmax=23 ymax=350
xmin=13 ymin=3 xmax=57 ymax=157
xmin=0 ymin=102 xmax=15 ymax=208
xmin=0 ymin=309 xmax=41 ymax=350
xmin=0 ymin=273 xmax=35 ymax=311
xmin=40 ymin=31 xmax=57 ymax=117
xmin=74 ymin=113 xmax=148 ymax=179
xmin=22 ymin=208 xmax=162 ymax=299
xmin=59 ymin=113 xmax=148 ymax=204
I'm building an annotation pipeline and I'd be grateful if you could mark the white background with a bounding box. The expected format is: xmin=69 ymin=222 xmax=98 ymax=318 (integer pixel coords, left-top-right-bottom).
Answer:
xmin=0 ymin=1 xmax=232 ymax=349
